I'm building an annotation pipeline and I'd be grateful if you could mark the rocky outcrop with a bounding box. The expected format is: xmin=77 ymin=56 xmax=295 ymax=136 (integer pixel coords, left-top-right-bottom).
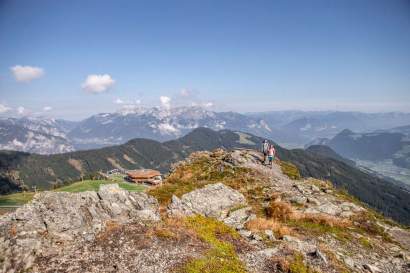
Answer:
xmin=0 ymin=184 xmax=159 ymax=273
xmin=167 ymin=183 xmax=255 ymax=229
xmin=167 ymin=183 xmax=246 ymax=219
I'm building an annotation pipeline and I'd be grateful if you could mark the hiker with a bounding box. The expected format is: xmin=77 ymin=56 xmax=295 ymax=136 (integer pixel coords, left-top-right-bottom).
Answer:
xmin=261 ymin=139 xmax=270 ymax=164
xmin=268 ymin=144 xmax=276 ymax=167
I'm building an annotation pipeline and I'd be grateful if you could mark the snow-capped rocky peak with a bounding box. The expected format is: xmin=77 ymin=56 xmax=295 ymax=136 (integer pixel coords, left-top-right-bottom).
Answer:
xmin=117 ymin=105 xmax=149 ymax=116
xmin=0 ymin=117 xmax=75 ymax=154
xmin=18 ymin=116 xmax=68 ymax=138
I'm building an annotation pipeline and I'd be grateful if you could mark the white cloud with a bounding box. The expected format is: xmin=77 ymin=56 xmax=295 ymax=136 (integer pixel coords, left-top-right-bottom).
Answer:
xmin=157 ymin=123 xmax=180 ymax=135
xmin=160 ymin=96 xmax=171 ymax=109
xmin=114 ymin=98 xmax=124 ymax=104
xmin=43 ymin=106 xmax=52 ymax=111
xmin=17 ymin=106 xmax=25 ymax=115
xmin=82 ymin=74 xmax=115 ymax=93
xmin=0 ymin=104 xmax=11 ymax=113
xmin=11 ymin=65 xmax=44 ymax=82
xmin=203 ymin=102 xmax=214 ymax=108
xmin=180 ymin=88 xmax=192 ymax=97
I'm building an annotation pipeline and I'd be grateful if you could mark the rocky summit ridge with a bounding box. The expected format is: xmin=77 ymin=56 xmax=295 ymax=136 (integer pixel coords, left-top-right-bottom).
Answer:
xmin=1 ymin=149 xmax=410 ymax=273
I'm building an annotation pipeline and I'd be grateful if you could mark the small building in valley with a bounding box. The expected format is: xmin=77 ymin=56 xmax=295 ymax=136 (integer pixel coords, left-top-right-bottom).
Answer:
xmin=126 ymin=169 xmax=162 ymax=185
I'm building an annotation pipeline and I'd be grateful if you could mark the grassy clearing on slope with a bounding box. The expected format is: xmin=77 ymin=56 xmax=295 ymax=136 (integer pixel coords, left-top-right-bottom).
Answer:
xmin=57 ymin=180 xmax=145 ymax=193
xmin=279 ymin=161 xmax=301 ymax=180
xmin=176 ymin=215 xmax=247 ymax=273
xmin=0 ymin=192 xmax=35 ymax=206
xmin=0 ymin=180 xmax=145 ymax=208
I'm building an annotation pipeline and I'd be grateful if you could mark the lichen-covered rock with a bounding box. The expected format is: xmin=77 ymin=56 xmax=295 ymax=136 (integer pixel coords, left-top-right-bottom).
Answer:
xmin=167 ymin=183 xmax=247 ymax=220
xmin=168 ymin=183 xmax=246 ymax=220
xmin=290 ymin=195 xmax=307 ymax=205
xmin=305 ymin=202 xmax=342 ymax=216
xmin=223 ymin=206 xmax=254 ymax=229
xmin=0 ymin=184 xmax=159 ymax=273
xmin=282 ymin=235 xmax=317 ymax=254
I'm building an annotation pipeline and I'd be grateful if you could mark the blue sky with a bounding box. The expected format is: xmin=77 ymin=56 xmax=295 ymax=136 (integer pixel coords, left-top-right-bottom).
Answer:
xmin=0 ymin=0 xmax=409 ymax=120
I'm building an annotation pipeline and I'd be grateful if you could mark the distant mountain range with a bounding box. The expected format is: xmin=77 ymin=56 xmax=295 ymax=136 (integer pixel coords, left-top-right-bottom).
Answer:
xmin=67 ymin=106 xmax=273 ymax=149
xmin=1 ymin=127 xmax=409 ymax=224
xmin=307 ymin=126 xmax=410 ymax=169
xmin=0 ymin=117 xmax=75 ymax=154
xmin=2 ymin=108 xmax=410 ymax=154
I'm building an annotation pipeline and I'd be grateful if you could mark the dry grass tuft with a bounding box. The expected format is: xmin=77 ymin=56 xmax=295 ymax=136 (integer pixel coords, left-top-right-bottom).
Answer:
xmin=149 ymin=226 xmax=178 ymax=240
xmin=287 ymin=213 xmax=354 ymax=242
xmin=9 ymin=224 xmax=17 ymax=236
xmin=295 ymin=213 xmax=351 ymax=229
xmin=265 ymin=200 xmax=295 ymax=221
xmin=148 ymin=217 xmax=200 ymax=241
xmin=245 ymin=218 xmax=292 ymax=238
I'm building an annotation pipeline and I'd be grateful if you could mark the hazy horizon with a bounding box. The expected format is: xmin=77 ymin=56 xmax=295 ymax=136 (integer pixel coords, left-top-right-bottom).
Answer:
xmin=2 ymin=105 xmax=410 ymax=122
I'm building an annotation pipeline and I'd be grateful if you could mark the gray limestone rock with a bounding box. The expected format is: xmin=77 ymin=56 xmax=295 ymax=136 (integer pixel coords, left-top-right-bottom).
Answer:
xmin=0 ymin=184 xmax=160 ymax=273
xmin=167 ymin=183 xmax=247 ymax=220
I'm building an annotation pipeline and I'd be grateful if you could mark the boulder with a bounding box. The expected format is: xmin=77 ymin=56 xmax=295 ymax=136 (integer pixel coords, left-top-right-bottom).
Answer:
xmin=310 ymin=185 xmax=320 ymax=193
xmin=283 ymin=235 xmax=317 ymax=254
xmin=307 ymin=197 xmax=321 ymax=205
xmin=252 ymin=233 xmax=263 ymax=241
xmin=3 ymin=184 xmax=160 ymax=240
xmin=290 ymin=196 xmax=307 ymax=205
xmin=223 ymin=206 xmax=254 ymax=229
xmin=344 ymin=257 xmax=355 ymax=268
xmin=264 ymin=229 xmax=276 ymax=241
xmin=167 ymin=183 xmax=247 ymax=220
xmin=257 ymin=247 xmax=279 ymax=257
xmin=305 ymin=203 xmax=342 ymax=216
xmin=239 ymin=229 xmax=253 ymax=238
xmin=313 ymin=249 xmax=327 ymax=264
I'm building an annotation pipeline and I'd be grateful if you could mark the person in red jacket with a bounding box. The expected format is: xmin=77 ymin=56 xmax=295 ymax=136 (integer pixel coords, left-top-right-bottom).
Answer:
xmin=268 ymin=144 xmax=276 ymax=167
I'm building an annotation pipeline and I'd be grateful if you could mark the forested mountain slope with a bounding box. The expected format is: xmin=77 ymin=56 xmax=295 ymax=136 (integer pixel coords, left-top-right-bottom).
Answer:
xmin=1 ymin=127 xmax=409 ymax=224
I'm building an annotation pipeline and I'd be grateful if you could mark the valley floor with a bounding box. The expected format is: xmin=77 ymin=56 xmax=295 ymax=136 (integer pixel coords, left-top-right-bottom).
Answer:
xmin=356 ymin=159 xmax=410 ymax=186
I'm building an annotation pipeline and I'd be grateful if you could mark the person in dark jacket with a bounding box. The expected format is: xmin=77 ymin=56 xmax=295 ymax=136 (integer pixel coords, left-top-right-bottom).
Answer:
xmin=261 ymin=139 xmax=269 ymax=164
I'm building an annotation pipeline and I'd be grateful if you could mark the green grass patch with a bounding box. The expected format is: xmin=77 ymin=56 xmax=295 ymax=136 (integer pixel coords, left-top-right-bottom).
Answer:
xmin=148 ymin=178 xmax=207 ymax=206
xmin=0 ymin=192 xmax=35 ymax=206
xmin=117 ymin=181 xmax=146 ymax=192
xmin=358 ymin=237 xmax=372 ymax=249
xmin=289 ymin=252 xmax=317 ymax=273
xmin=279 ymin=161 xmax=301 ymax=180
xmin=287 ymin=218 xmax=352 ymax=243
xmin=0 ymin=180 xmax=144 ymax=207
xmin=177 ymin=215 xmax=246 ymax=273
xmin=56 ymin=180 xmax=145 ymax=193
